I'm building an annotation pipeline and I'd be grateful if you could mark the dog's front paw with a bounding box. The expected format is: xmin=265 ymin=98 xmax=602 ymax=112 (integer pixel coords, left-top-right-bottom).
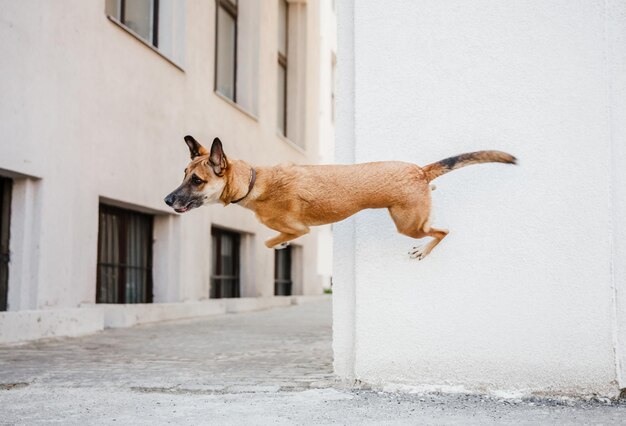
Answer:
xmin=408 ymin=246 xmax=427 ymax=260
xmin=274 ymin=242 xmax=290 ymax=250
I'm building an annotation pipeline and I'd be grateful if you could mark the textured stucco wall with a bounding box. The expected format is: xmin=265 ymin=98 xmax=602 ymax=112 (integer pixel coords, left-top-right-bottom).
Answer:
xmin=334 ymin=0 xmax=625 ymax=397
xmin=607 ymin=0 xmax=626 ymax=388
xmin=333 ymin=0 xmax=356 ymax=381
xmin=0 ymin=0 xmax=330 ymax=317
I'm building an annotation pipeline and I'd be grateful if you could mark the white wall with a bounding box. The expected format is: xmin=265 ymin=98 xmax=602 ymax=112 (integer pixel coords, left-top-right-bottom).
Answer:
xmin=315 ymin=0 xmax=337 ymax=288
xmin=335 ymin=0 xmax=625 ymax=397
xmin=0 ymin=0 xmax=329 ymax=326
xmin=607 ymin=0 xmax=626 ymax=388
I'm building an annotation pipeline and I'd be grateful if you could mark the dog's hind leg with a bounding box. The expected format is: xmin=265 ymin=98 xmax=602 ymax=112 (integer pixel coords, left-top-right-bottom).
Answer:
xmin=408 ymin=227 xmax=449 ymax=260
xmin=388 ymin=203 xmax=448 ymax=260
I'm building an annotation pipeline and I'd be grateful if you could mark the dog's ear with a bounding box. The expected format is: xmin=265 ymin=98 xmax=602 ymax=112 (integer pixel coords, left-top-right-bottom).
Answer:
xmin=209 ymin=137 xmax=228 ymax=176
xmin=184 ymin=135 xmax=208 ymax=159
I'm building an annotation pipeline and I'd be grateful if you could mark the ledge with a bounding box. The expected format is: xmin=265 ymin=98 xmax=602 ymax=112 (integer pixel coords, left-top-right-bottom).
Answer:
xmin=99 ymin=195 xmax=174 ymax=216
xmin=0 ymin=167 xmax=42 ymax=180
xmin=101 ymin=296 xmax=325 ymax=327
xmin=214 ymin=91 xmax=259 ymax=122
xmin=100 ymin=299 xmax=226 ymax=328
xmin=277 ymin=132 xmax=307 ymax=155
xmin=0 ymin=296 xmax=330 ymax=344
xmin=107 ymin=15 xmax=185 ymax=72
xmin=0 ymin=308 xmax=104 ymax=345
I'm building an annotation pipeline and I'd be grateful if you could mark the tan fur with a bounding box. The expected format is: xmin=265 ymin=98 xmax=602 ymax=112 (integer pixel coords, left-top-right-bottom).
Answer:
xmin=167 ymin=138 xmax=516 ymax=260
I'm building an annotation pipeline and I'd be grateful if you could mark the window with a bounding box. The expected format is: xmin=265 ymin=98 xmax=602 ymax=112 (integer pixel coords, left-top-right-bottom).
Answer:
xmin=277 ymin=0 xmax=288 ymax=136
xmin=274 ymin=246 xmax=292 ymax=296
xmin=213 ymin=0 xmax=259 ymax=115
xmin=215 ymin=0 xmax=238 ymax=101
xmin=276 ymin=0 xmax=306 ymax=148
xmin=105 ymin=0 xmax=185 ymax=66
xmin=96 ymin=204 xmax=154 ymax=304
xmin=0 ymin=177 xmax=11 ymax=311
xmin=107 ymin=0 xmax=160 ymax=47
xmin=211 ymin=228 xmax=240 ymax=298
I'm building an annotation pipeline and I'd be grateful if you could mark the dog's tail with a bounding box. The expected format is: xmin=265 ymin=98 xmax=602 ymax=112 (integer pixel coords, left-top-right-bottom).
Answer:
xmin=422 ymin=150 xmax=517 ymax=182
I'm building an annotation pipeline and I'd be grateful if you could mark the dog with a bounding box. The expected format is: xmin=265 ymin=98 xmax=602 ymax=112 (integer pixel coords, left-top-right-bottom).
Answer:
xmin=164 ymin=136 xmax=516 ymax=260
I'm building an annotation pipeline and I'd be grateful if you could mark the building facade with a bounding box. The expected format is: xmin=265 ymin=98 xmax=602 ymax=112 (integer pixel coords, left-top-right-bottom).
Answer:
xmin=334 ymin=0 xmax=626 ymax=398
xmin=0 ymin=0 xmax=336 ymax=343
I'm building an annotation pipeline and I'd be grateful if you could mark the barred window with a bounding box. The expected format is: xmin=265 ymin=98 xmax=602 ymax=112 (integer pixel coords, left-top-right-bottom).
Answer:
xmin=274 ymin=246 xmax=292 ymax=296
xmin=211 ymin=228 xmax=241 ymax=298
xmin=96 ymin=204 xmax=154 ymax=304
xmin=0 ymin=177 xmax=12 ymax=311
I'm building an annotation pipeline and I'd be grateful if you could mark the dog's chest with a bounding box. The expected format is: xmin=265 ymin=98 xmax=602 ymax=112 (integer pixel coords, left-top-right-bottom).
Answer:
xmin=252 ymin=201 xmax=299 ymax=228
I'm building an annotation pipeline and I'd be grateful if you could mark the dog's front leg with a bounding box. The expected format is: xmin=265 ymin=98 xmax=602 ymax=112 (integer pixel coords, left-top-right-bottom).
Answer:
xmin=265 ymin=230 xmax=308 ymax=249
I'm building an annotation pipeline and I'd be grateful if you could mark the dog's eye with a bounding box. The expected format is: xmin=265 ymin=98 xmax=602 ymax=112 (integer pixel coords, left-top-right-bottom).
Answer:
xmin=191 ymin=175 xmax=203 ymax=185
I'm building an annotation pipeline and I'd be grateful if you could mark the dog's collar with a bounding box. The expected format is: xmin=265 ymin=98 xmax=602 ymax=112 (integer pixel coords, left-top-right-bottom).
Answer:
xmin=231 ymin=168 xmax=256 ymax=204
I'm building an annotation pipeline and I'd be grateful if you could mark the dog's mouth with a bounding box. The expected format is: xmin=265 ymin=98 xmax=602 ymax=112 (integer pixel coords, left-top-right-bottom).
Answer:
xmin=174 ymin=201 xmax=195 ymax=214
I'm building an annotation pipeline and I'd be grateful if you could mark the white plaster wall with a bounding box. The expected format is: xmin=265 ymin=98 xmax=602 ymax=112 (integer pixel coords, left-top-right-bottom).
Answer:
xmin=607 ymin=0 xmax=626 ymax=387
xmin=315 ymin=0 xmax=337 ymax=288
xmin=335 ymin=0 xmax=623 ymax=397
xmin=0 ymin=0 xmax=328 ymax=322
xmin=333 ymin=0 xmax=357 ymax=381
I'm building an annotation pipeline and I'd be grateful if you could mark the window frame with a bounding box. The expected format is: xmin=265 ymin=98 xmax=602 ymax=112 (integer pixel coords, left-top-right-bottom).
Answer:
xmin=0 ymin=177 xmax=12 ymax=311
xmin=214 ymin=0 xmax=239 ymax=102
xmin=210 ymin=227 xmax=241 ymax=299
xmin=96 ymin=204 xmax=154 ymax=304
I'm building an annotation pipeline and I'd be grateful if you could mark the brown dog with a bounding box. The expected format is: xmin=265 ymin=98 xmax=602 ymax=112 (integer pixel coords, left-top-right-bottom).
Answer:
xmin=164 ymin=136 xmax=516 ymax=260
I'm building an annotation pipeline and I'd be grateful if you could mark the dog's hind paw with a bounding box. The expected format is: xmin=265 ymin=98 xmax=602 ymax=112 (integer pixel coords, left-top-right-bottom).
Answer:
xmin=408 ymin=246 xmax=427 ymax=260
xmin=274 ymin=242 xmax=291 ymax=250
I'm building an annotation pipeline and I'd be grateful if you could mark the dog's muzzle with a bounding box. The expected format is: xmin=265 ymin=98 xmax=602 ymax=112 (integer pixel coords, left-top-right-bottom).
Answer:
xmin=164 ymin=191 xmax=189 ymax=213
xmin=164 ymin=194 xmax=175 ymax=207
xmin=164 ymin=189 xmax=200 ymax=214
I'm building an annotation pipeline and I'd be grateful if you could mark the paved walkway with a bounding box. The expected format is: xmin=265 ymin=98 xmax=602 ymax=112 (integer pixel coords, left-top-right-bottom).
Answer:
xmin=1 ymin=299 xmax=625 ymax=425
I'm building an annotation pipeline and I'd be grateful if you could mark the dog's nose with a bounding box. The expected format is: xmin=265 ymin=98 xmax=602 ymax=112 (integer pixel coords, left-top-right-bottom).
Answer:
xmin=164 ymin=194 xmax=175 ymax=207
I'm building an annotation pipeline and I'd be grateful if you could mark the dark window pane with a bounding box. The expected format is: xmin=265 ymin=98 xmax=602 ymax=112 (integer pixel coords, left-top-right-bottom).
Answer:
xmin=96 ymin=205 xmax=153 ymax=304
xmin=0 ymin=177 xmax=12 ymax=311
xmin=274 ymin=246 xmax=292 ymax=296
xmin=210 ymin=228 xmax=240 ymax=299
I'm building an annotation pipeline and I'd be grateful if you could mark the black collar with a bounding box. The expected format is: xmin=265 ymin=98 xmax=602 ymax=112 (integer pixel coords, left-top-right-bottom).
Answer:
xmin=231 ymin=168 xmax=256 ymax=204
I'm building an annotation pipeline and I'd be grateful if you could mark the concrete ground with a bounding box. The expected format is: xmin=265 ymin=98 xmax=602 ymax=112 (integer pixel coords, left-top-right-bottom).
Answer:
xmin=1 ymin=299 xmax=625 ymax=425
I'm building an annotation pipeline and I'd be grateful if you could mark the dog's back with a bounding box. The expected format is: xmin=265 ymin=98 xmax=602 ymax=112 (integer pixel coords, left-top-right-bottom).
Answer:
xmin=257 ymin=162 xmax=429 ymax=226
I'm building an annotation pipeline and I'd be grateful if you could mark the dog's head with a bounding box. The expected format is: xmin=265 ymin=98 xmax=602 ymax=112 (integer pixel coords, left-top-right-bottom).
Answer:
xmin=164 ymin=136 xmax=229 ymax=213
